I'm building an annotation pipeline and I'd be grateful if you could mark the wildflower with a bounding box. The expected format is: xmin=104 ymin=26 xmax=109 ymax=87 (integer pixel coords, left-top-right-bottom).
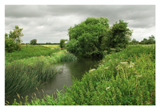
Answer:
xmin=128 ymin=62 xmax=135 ymax=68
xmin=120 ymin=62 xmax=128 ymax=65
xmin=89 ymin=69 xmax=96 ymax=73
xmin=116 ymin=65 xmax=122 ymax=70
xmin=106 ymin=86 xmax=110 ymax=90
xmin=135 ymin=75 xmax=142 ymax=77
xmin=104 ymin=66 xmax=109 ymax=69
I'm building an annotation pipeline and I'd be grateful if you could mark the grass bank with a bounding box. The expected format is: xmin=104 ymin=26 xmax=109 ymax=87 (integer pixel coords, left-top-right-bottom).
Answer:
xmin=5 ymin=45 xmax=60 ymax=64
xmin=11 ymin=45 xmax=155 ymax=105
xmin=5 ymin=45 xmax=77 ymax=99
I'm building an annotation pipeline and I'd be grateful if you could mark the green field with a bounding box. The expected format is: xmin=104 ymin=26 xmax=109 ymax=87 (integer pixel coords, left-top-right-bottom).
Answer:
xmin=10 ymin=45 xmax=155 ymax=105
xmin=5 ymin=45 xmax=60 ymax=64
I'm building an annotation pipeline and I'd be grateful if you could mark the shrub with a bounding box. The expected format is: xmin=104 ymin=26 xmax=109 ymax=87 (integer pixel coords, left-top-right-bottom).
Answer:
xmin=30 ymin=39 xmax=37 ymax=45
xmin=5 ymin=25 xmax=23 ymax=52
xmin=5 ymin=37 xmax=21 ymax=52
xmin=60 ymin=39 xmax=68 ymax=49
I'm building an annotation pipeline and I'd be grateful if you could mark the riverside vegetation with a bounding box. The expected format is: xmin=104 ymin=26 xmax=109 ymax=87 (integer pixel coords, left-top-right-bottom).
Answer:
xmin=11 ymin=44 xmax=155 ymax=105
xmin=5 ymin=45 xmax=77 ymax=100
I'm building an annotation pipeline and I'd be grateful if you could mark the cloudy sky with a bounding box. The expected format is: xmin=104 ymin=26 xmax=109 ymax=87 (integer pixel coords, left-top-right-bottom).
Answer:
xmin=5 ymin=5 xmax=155 ymax=43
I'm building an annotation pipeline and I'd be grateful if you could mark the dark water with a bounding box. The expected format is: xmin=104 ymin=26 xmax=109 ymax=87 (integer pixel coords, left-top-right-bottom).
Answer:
xmin=5 ymin=57 xmax=101 ymax=105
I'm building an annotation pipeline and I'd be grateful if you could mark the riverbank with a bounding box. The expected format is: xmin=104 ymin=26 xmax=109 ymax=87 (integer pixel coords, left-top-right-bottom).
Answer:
xmin=11 ymin=45 xmax=155 ymax=105
xmin=5 ymin=45 xmax=77 ymax=103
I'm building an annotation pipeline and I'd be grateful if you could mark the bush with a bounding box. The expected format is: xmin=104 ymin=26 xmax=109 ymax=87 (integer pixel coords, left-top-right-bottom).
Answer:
xmin=60 ymin=39 xmax=67 ymax=49
xmin=5 ymin=25 xmax=23 ymax=52
xmin=5 ymin=37 xmax=21 ymax=52
xmin=30 ymin=39 xmax=37 ymax=45
xmin=102 ymin=20 xmax=132 ymax=50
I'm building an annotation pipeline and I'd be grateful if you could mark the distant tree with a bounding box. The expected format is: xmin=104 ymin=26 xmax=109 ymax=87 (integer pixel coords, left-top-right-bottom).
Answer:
xmin=139 ymin=35 xmax=155 ymax=44
xmin=46 ymin=42 xmax=52 ymax=45
xmin=148 ymin=35 xmax=155 ymax=44
xmin=30 ymin=39 xmax=37 ymax=45
xmin=131 ymin=38 xmax=139 ymax=45
xmin=139 ymin=38 xmax=148 ymax=44
xmin=60 ymin=39 xmax=68 ymax=49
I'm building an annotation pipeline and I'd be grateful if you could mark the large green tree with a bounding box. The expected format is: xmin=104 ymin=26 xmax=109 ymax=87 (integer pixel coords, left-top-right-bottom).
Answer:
xmin=102 ymin=20 xmax=132 ymax=52
xmin=67 ymin=17 xmax=109 ymax=57
xmin=67 ymin=18 xmax=132 ymax=57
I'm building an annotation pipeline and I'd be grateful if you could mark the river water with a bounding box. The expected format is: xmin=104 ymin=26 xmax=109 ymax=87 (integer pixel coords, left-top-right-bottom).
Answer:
xmin=5 ymin=57 xmax=101 ymax=105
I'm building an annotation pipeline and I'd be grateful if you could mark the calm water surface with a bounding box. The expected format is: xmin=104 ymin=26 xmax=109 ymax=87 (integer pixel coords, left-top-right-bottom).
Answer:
xmin=5 ymin=57 xmax=101 ymax=104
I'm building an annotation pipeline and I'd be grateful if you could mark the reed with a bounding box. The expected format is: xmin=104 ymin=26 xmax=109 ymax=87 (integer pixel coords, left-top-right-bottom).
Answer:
xmin=5 ymin=61 xmax=59 ymax=96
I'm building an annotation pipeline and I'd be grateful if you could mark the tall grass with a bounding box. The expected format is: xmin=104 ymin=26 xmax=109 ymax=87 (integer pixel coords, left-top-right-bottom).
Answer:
xmin=5 ymin=61 xmax=59 ymax=96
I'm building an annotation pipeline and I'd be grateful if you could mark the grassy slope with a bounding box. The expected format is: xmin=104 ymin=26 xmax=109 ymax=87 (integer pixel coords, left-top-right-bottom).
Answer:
xmin=12 ymin=45 xmax=155 ymax=105
xmin=5 ymin=45 xmax=77 ymax=98
xmin=5 ymin=45 xmax=60 ymax=64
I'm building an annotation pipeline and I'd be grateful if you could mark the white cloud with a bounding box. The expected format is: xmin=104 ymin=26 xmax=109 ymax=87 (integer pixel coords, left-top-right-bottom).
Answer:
xmin=131 ymin=27 xmax=155 ymax=41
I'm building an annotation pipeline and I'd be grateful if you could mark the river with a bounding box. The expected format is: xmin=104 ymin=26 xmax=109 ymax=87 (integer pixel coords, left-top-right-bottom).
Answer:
xmin=5 ymin=57 xmax=101 ymax=105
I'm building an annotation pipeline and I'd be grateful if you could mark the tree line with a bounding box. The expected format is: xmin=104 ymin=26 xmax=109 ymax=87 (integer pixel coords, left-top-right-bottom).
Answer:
xmin=5 ymin=17 xmax=155 ymax=54
xmin=65 ymin=17 xmax=132 ymax=57
xmin=130 ymin=35 xmax=155 ymax=45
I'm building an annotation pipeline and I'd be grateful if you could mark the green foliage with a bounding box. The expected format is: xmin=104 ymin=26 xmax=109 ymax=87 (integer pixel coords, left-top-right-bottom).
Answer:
xmin=131 ymin=38 xmax=139 ymax=45
xmin=67 ymin=17 xmax=109 ymax=57
xmin=148 ymin=35 xmax=155 ymax=44
xmin=67 ymin=18 xmax=132 ymax=56
xmin=5 ymin=26 xmax=23 ymax=52
xmin=102 ymin=20 xmax=132 ymax=52
xmin=139 ymin=35 xmax=155 ymax=44
xmin=5 ymin=37 xmax=21 ymax=52
xmin=30 ymin=39 xmax=37 ymax=45
xmin=66 ymin=39 xmax=79 ymax=54
xmin=5 ymin=46 xmax=77 ymax=98
xmin=60 ymin=39 xmax=68 ymax=49
xmin=5 ymin=61 xmax=59 ymax=96
xmin=12 ymin=45 xmax=155 ymax=105
xmin=9 ymin=25 xmax=24 ymax=44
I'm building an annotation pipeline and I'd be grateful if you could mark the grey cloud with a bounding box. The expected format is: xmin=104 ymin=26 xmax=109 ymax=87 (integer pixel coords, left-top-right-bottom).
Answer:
xmin=5 ymin=5 xmax=155 ymax=43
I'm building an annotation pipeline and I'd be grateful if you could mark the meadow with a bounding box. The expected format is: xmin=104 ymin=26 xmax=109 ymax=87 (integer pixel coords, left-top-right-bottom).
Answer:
xmin=5 ymin=45 xmax=60 ymax=64
xmin=5 ymin=45 xmax=77 ymax=98
xmin=10 ymin=44 xmax=155 ymax=105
